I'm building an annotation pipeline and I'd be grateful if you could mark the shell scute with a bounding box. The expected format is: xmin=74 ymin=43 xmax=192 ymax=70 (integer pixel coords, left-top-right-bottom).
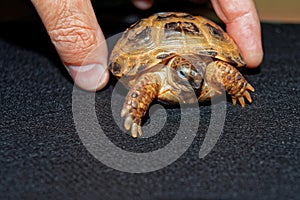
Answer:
xmin=109 ymin=12 xmax=246 ymax=80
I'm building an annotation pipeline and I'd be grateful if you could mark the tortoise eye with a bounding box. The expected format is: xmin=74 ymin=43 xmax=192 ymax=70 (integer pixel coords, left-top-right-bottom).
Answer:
xmin=178 ymin=70 xmax=187 ymax=79
xmin=177 ymin=66 xmax=190 ymax=79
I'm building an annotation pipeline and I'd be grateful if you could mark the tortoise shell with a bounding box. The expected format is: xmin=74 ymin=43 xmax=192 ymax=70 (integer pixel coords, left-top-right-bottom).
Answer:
xmin=108 ymin=12 xmax=254 ymax=137
xmin=109 ymin=12 xmax=245 ymax=82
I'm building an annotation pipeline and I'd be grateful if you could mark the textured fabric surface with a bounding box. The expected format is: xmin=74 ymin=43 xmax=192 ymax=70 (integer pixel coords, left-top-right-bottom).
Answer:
xmin=0 ymin=18 xmax=299 ymax=199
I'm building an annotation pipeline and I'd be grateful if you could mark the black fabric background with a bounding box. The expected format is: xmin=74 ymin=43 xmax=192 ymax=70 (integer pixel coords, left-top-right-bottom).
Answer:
xmin=0 ymin=7 xmax=299 ymax=200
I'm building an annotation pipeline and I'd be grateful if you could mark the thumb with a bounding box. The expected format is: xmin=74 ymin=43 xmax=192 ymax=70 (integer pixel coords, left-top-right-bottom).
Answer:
xmin=31 ymin=0 xmax=109 ymax=91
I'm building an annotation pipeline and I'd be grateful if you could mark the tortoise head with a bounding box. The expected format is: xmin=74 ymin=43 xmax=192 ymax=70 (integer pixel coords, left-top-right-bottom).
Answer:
xmin=171 ymin=55 xmax=204 ymax=89
xmin=158 ymin=55 xmax=205 ymax=103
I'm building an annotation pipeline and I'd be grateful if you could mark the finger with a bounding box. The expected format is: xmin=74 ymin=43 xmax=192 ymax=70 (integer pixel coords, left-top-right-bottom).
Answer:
xmin=31 ymin=0 xmax=109 ymax=91
xmin=211 ymin=0 xmax=263 ymax=68
xmin=131 ymin=0 xmax=153 ymax=10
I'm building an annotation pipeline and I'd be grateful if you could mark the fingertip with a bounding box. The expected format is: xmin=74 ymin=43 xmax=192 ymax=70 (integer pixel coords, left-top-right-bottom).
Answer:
xmin=67 ymin=64 xmax=110 ymax=91
xmin=244 ymin=51 xmax=264 ymax=68
xmin=226 ymin=20 xmax=263 ymax=68
xmin=211 ymin=0 xmax=263 ymax=68
xmin=131 ymin=0 xmax=153 ymax=10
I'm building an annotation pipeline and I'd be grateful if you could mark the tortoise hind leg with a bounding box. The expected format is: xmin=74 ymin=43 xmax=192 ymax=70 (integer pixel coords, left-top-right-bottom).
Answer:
xmin=205 ymin=60 xmax=255 ymax=107
xmin=121 ymin=74 xmax=160 ymax=137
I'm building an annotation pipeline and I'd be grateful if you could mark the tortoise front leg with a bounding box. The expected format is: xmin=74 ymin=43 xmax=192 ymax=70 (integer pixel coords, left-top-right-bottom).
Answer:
xmin=206 ymin=60 xmax=255 ymax=107
xmin=121 ymin=74 xmax=161 ymax=137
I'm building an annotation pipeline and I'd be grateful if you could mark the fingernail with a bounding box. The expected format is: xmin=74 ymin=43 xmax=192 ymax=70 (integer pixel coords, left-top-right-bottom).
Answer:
xmin=132 ymin=0 xmax=152 ymax=10
xmin=67 ymin=64 xmax=109 ymax=91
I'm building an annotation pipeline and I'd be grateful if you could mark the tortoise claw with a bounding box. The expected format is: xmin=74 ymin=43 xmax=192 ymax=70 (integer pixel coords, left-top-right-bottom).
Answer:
xmin=243 ymin=90 xmax=252 ymax=103
xmin=231 ymin=83 xmax=255 ymax=108
xmin=131 ymin=122 xmax=142 ymax=138
xmin=124 ymin=115 xmax=133 ymax=131
xmin=246 ymin=83 xmax=255 ymax=92
xmin=121 ymin=103 xmax=143 ymax=137
xmin=238 ymin=96 xmax=245 ymax=108
xmin=232 ymin=97 xmax=237 ymax=106
xmin=131 ymin=123 xmax=138 ymax=138
xmin=121 ymin=107 xmax=129 ymax=118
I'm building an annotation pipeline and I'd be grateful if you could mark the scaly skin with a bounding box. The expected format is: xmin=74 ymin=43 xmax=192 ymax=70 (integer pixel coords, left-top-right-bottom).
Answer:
xmin=120 ymin=60 xmax=255 ymax=137
xmin=205 ymin=60 xmax=255 ymax=107
xmin=121 ymin=74 xmax=160 ymax=137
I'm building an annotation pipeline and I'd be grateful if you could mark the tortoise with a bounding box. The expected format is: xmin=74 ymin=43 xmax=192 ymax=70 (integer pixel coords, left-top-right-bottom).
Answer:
xmin=109 ymin=12 xmax=255 ymax=137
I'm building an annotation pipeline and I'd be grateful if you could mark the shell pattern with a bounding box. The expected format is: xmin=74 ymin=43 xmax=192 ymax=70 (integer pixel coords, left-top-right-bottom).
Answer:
xmin=110 ymin=12 xmax=245 ymax=81
xmin=109 ymin=12 xmax=254 ymax=137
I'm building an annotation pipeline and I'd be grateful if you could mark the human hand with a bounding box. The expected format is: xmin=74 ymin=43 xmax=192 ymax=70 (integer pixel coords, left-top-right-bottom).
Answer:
xmin=31 ymin=0 xmax=263 ymax=92
xmin=31 ymin=0 xmax=109 ymax=91
xmin=210 ymin=0 xmax=263 ymax=68
xmin=133 ymin=0 xmax=264 ymax=68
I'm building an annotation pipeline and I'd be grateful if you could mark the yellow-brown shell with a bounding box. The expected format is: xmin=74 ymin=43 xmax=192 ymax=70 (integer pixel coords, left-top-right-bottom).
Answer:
xmin=109 ymin=12 xmax=245 ymax=79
